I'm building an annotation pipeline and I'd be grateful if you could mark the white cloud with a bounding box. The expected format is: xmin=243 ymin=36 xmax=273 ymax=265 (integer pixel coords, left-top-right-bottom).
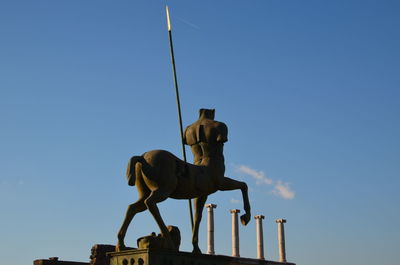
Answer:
xmin=230 ymin=198 xmax=240 ymax=204
xmin=235 ymin=164 xmax=296 ymax=200
xmin=237 ymin=165 xmax=273 ymax=185
xmin=273 ymin=181 xmax=295 ymax=200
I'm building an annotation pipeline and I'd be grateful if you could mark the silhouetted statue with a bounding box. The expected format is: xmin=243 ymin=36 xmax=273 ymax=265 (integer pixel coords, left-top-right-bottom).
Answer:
xmin=116 ymin=109 xmax=251 ymax=253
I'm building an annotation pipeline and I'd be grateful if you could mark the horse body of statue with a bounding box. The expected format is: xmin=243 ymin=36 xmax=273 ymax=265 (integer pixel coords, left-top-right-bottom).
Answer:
xmin=116 ymin=109 xmax=251 ymax=253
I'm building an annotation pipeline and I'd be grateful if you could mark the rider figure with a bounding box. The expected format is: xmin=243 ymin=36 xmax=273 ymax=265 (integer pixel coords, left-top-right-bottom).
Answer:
xmin=184 ymin=109 xmax=228 ymax=173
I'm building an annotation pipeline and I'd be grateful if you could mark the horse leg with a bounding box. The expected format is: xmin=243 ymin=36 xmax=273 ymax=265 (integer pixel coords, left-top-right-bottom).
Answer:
xmin=144 ymin=190 xmax=176 ymax=250
xmin=219 ymin=177 xmax=251 ymax=225
xmin=192 ymin=195 xmax=208 ymax=254
xmin=116 ymin=198 xmax=147 ymax=251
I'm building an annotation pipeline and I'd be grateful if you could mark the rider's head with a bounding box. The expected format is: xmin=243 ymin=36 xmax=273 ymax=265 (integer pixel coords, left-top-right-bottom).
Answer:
xmin=199 ymin=108 xmax=215 ymax=120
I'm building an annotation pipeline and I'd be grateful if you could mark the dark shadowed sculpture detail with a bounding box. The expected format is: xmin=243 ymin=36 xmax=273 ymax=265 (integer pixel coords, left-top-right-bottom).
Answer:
xmin=116 ymin=109 xmax=251 ymax=253
xmin=137 ymin=226 xmax=181 ymax=250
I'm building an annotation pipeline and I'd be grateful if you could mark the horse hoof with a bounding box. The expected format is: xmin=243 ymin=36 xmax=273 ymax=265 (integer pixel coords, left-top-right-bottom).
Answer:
xmin=115 ymin=243 xmax=126 ymax=252
xmin=240 ymin=214 xmax=251 ymax=225
xmin=192 ymin=246 xmax=202 ymax=254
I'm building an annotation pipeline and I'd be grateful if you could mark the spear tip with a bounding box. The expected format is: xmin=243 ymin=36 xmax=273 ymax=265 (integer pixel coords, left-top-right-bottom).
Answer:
xmin=166 ymin=5 xmax=171 ymax=31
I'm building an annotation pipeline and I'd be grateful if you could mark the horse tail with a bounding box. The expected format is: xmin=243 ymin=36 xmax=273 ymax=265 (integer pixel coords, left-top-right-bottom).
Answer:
xmin=126 ymin=156 xmax=143 ymax=186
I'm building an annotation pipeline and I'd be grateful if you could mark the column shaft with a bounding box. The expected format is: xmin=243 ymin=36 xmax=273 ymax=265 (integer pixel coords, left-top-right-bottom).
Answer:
xmin=255 ymin=215 xmax=265 ymax=259
xmin=230 ymin=209 xmax=240 ymax=257
xmin=205 ymin=204 xmax=217 ymax=254
xmin=276 ymin=219 xmax=287 ymax=262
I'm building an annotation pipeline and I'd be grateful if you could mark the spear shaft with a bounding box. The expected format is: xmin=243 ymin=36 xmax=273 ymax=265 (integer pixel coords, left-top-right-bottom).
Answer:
xmin=166 ymin=6 xmax=194 ymax=229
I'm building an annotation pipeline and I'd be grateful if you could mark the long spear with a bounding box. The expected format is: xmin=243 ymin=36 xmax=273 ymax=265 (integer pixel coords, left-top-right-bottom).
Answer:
xmin=165 ymin=6 xmax=194 ymax=229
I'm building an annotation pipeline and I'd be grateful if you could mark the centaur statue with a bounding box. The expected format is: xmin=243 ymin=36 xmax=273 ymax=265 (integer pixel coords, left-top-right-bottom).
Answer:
xmin=116 ymin=109 xmax=251 ymax=253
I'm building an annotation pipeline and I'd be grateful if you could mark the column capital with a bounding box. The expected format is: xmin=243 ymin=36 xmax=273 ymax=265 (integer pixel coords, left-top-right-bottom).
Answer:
xmin=275 ymin=218 xmax=287 ymax=223
xmin=254 ymin=215 xmax=265 ymax=220
xmin=205 ymin=204 xmax=217 ymax=209
xmin=230 ymin=209 xmax=241 ymax=214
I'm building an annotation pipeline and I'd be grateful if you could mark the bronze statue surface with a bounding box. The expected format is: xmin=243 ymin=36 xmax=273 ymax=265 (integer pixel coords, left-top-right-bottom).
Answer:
xmin=117 ymin=109 xmax=251 ymax=253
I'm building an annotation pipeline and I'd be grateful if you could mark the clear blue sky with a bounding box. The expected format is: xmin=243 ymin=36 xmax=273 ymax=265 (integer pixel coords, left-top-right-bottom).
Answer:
xmin=1 ymin=1 xmax=399 ymax=265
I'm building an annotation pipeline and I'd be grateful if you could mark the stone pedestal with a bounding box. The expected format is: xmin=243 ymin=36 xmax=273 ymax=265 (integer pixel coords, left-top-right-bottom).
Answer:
xmin=34 ymin=259 xmax=88 ymax=265
xmin=108 ymin=249 xmax=295 ymax=265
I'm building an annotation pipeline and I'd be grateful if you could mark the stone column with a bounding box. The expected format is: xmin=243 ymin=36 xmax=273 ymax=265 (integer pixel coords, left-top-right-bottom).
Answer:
xmin=254 ymin=215 xmax=265 ymax=260
xmin=276 ymin=219 xmax=287 ymax=262
xmin=230 ymin=209 xmax=240 ymax=257
xmin=205 ymin=204 xmax=217 ymax=255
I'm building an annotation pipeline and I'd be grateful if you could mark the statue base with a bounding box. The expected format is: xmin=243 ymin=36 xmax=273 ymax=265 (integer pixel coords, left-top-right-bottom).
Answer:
xmin=108 ymin=249 xmax=295 ymax=265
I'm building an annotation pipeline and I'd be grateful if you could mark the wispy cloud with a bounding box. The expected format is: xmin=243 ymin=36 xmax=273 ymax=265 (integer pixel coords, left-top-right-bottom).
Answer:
xmin=237 ymin=165 xmax=273 ymax=185
xmin=272 ymin=181 xmax=295 ymax=200
xmin=0 ymin=179 xmax=25 ymax=186
xmin=177 ymin=17 xmax=200 ymax=30
xmin=235 ymin=165 xmax=295 ymax=200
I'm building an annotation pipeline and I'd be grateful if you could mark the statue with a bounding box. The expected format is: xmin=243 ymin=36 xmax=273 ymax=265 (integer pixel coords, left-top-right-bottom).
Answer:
xmin=116 ymin=109 xmax=251 ymax=253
